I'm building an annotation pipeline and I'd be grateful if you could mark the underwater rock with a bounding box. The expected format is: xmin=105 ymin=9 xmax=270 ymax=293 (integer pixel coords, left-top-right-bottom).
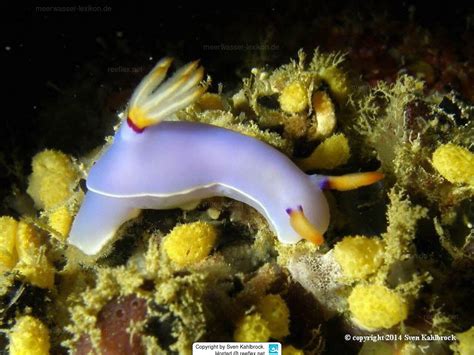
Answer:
xmin=6 ymin=10 xmax=473 ymax=352
xmin=75 ymin=295 xmax=147 ymax=355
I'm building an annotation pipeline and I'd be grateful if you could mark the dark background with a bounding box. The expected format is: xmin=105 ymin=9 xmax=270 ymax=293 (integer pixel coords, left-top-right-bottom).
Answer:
xmin=1 ymin=1 xmax=473 ymax=201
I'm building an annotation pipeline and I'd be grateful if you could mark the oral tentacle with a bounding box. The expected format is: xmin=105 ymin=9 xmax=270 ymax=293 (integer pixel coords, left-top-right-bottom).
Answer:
xmin=286 ymin=205 xmax=324 ymax=245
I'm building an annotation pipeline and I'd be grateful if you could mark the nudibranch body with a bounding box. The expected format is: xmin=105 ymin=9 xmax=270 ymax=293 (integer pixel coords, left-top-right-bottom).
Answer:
xmin=69 ymin=58 xmax=383 ymax=255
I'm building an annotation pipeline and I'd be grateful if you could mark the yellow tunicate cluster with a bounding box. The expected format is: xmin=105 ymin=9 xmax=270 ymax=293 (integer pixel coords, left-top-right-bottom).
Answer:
xmin=318 ymin=66 xmax=349 ymax=103
xmin=27 ymin=149 xmax=78 ymax=210
xmin=334 ymin=236 xmax=384 ymax=281
xmin=256 ymin=294 xmax=290 ymax=339
xmin=451 ymin=326 xmax=474 ymax=355
xmin=9 ymin=315 xmax=50 ymax=355
xmin=282 ymin=345 xmax=304 ymax=355
xmin=0 ymin=217 xmax=55 ymax=289
xmin=279 ymin=81 xmax=308 ymax=113
xmin=348 ymin=284 xmax=408 ymax=330
xmin=432 ymin=144 xmax=474 ymax=186
xmin=298 ymin=133 xmax=350 ymax=171
xmin=163 ymin=221 xmax=218 ymax=267
xmin=233 ymin=313 xmax=271 ymax=342
xmin=48 ymin=206 xmax=73 ymax=240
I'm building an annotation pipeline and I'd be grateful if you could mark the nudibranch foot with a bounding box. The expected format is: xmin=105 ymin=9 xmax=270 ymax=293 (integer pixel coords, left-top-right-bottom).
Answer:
xmin=286 ymin=205 xmax=325 ymax=245
xmin=69 ymin=191 xmax=140 ymax=255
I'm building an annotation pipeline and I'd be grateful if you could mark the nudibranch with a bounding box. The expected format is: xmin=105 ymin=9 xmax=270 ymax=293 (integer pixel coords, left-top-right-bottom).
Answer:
xmin=69 ymin=57 xmax=383 ymax=255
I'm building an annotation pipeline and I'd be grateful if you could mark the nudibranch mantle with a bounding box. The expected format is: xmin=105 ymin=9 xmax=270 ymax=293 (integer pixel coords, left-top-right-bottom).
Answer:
xmin=69 ymin=57 xmax=382 ymax=255
xmin=73 ymin=120 xmax=330 ymax=254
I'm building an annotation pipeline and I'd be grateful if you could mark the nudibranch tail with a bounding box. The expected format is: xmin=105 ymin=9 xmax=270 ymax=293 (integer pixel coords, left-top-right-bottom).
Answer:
xmin=322 ymin=171 xmax=384 ymax=191
xmin=286 ymin=206 xmax=325 ymax=245
xmin=127 ymin=57 xmax=207 ymax=131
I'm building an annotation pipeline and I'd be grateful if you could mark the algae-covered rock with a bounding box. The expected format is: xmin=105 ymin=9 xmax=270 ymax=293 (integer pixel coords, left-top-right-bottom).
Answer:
xmin=4 ymin=11 xmax=473 ymax=353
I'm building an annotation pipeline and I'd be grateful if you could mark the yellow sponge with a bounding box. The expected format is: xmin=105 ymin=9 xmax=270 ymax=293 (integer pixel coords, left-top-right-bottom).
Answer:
xmin=348 ymin=284 xmax=408 ymax=330
xmin=279 ymin=81 xmax=308 ymax=113
xmin=334 ymin=236 xmax=384 ymax=280
xmin=432 ymin=144 xmax=474 ymax=186
xmin=15 ymin=222 xmax=55 ymax=289
xmin=15 ymin=222 xmax=41 ymax=262
xmin=0 ymin=218 xmax=55 ymax=288
xmin=233 ymin=313 xmax=271 ymax=342
xmin=257 ymin=294 xmax=290 ymax=339
xmin=9 ymin=315 xmax=50 ymax=355
xmin=0 ymin=216 xmax=18 ymax=272
xmin=298 ymin=133 xmax=350 ymax=171
xmin=15 ymin=257 xmax=55 ymax=290
xmin=48 ymin=206 xmax=73 ymax=240
xmin=27 ymin=150 xmax=78 ymax=209
xmin=163 ymin=221 xmax=218 ymax=267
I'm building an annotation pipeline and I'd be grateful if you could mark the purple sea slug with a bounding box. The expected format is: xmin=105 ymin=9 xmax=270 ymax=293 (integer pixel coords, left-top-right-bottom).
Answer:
xmin=69 ymin=57 xmax=383 ymax=255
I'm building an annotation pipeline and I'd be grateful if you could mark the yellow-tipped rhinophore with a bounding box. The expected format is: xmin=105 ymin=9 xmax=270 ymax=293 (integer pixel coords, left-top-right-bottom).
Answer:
xmin=128 ymin=57 xmax=173 ymax=110
xmin=127 ymin=57 xmax=207 ymax=131
xmin=9 ymin=315 xmax=50 ymax=355
xmin=287 ymin=206 xmax=324 ymax=245
xmin=325 ymin=171 xmax=384 ymax=191
xmin=142 ymin=60 xmax=202 ymax=111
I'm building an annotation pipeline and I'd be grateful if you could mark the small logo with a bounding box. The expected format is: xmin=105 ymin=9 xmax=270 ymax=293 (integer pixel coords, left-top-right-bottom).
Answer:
xmin=268 ymin=343 xmax=279 ymax=354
